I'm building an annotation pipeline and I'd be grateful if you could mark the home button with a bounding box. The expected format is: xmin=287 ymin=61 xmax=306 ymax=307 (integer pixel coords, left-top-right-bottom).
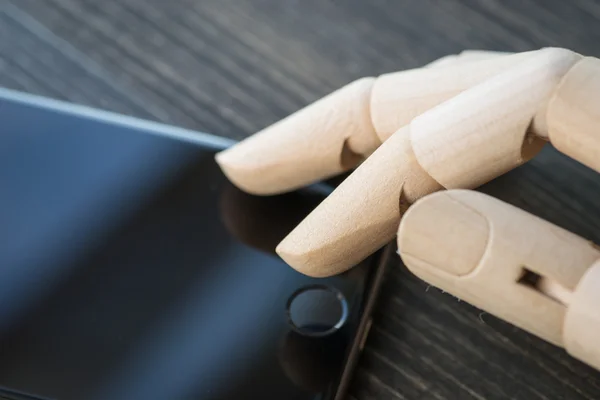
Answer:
xmin=286 ymin=285 xmax=348 ymax=337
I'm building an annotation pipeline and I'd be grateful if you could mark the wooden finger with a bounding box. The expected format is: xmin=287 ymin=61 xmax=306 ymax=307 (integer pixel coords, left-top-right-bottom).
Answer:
xmin=546 ymin=57 xmax=600 ymax=173
xmin=411 ymin=47 xmax=580 ymax=189
xmin=276 ymin=126 xmax=441 ymax=277
xmin=397 ymin=189 xmax=600 ymax=371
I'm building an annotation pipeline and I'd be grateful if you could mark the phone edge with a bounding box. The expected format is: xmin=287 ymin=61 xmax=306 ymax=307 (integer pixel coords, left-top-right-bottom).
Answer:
xmin=0 ymin=88 xmax=235 ymax=151
xmin=333 ymin=242 xmax=396 ymax=400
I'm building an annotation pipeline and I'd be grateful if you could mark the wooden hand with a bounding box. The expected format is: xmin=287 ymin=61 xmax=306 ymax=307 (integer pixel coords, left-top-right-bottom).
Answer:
xmin=215 ymin=47 xmax=600 ymax=279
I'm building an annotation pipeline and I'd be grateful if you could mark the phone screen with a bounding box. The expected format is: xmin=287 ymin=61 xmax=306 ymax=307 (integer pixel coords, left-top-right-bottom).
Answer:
xmin=0 ymin=90 xmax=384 ymax=400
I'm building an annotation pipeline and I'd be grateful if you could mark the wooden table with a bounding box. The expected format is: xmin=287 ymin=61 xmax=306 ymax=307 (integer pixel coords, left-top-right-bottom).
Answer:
xmin=2 ymin=1 xmax=600 ymax=398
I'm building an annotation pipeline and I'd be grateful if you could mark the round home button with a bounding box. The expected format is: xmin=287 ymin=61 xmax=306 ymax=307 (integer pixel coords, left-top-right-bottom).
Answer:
xmin=286 ymin=285 xmax=348 ymax=337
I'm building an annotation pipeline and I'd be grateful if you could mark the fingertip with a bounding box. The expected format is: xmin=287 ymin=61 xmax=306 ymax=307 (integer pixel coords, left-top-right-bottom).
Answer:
xmin=397 ymin=190 xmax=490 ymax=277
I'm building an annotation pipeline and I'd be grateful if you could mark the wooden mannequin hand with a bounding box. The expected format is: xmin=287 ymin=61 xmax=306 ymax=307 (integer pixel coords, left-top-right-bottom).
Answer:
xmin=215 ymin=47 xmax=600 ymax=278
xmin=214 ymin=47 xmax=600 ymax=373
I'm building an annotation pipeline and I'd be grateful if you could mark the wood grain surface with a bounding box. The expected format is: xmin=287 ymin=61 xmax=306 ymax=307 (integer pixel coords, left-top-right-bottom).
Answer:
xmin=2 ymin=1 xmax=600 ymax=399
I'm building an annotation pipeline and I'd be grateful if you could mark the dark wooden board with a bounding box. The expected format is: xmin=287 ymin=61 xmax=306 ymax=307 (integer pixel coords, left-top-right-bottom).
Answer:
xmin=2 ymin=1 xmax=600 ymax=398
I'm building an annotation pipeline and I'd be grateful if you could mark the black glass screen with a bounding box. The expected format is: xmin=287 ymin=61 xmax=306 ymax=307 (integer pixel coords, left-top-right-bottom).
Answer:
xmin=0 ymin=91 xmax=379 ymax=400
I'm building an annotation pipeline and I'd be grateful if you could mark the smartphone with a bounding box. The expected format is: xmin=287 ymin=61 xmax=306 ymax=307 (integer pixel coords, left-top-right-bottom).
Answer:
xmin=0 ymin=88 xmax=390 ymax=400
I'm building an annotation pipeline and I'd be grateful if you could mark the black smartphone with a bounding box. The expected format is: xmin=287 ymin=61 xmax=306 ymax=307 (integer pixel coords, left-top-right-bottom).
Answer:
xmin=0 ymin=89 xmax=390 ymax=400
